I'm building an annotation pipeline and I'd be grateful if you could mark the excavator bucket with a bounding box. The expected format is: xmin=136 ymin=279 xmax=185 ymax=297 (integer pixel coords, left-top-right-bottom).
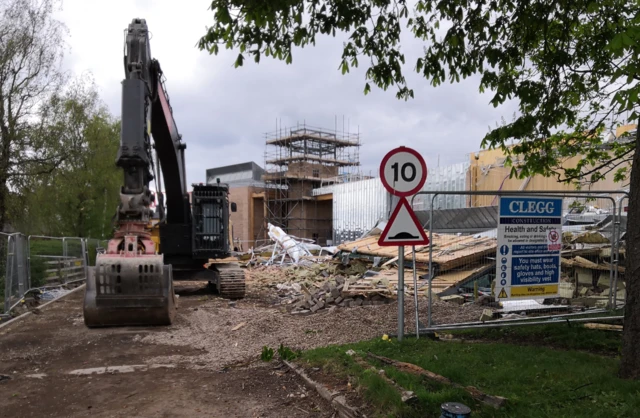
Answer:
xmin=83 ymin=253 xmax=176 ymax=327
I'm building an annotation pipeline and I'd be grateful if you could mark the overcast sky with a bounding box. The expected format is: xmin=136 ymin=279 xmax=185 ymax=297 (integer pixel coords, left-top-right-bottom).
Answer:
xmin=54 ymin=0 xmax=519 ymax=186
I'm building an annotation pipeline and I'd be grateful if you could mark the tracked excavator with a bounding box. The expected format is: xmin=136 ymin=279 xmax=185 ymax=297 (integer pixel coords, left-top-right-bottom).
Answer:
xmin=83 ymin=18 xmax=245 ymax=327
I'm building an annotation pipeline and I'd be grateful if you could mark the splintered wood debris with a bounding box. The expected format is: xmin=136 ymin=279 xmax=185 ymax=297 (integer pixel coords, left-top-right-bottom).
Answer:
xmin=336 ymin=233 xmax=497 ymax=273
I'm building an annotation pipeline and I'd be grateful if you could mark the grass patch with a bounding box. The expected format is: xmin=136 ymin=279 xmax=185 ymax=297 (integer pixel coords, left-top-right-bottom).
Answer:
xmin=447 ymin=320 xmax=623 ymax=355
xmin=300 ymin=334 xmax=640 ymax=418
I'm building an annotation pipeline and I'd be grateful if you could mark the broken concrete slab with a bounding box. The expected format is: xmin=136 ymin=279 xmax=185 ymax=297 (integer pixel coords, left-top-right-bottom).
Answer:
xmin=559 ymin=282 xmax=575 ymax=299
xmin=68 ymin=364 xmax=176 ymax=376
xmin=480 ymin=309 xmax=493 ymax=322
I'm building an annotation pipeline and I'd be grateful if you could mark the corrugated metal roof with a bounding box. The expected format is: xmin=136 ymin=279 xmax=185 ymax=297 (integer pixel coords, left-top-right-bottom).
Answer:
xmin=414 ymin=206 xmax=498 ymax=233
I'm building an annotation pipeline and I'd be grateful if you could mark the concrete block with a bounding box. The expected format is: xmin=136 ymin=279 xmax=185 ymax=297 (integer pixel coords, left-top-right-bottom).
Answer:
xmin=335 ymin=296 xmax=344 ymax=304
xmin=330 ymin=287 xmax=340 ymax=298
xmin=353 ymin=298 xmax=363 ymax=306
xmin=479 ymin=309 xmax=493 ymax=322
xmin=559 ymin=282 xmax=575 ymax=299
xmin=311 ymin=300 xmax=325 ymax=312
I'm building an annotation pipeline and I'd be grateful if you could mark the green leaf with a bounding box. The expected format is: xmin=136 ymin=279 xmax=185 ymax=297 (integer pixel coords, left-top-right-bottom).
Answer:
xmin=610 ymin=34 xmax=624 ymax=51
xmin=234 ymin=53 xmax=244 ymax=68
xmin=341 ymin=61 xmax=349 ymax=74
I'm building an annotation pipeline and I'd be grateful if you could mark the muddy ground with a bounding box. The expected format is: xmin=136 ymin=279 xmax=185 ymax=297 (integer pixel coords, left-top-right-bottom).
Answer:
xmin=0 ymin=277 xmax=483 ymax=417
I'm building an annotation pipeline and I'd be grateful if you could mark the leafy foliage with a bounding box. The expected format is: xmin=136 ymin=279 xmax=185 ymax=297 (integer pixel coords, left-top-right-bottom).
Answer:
xmin=0 ymin=0 xmax=71 ymax=230
xmin=17 ymin=75 xmax=121 ymax=238
xmin=199 ymin=0 xmax=640 ymax=185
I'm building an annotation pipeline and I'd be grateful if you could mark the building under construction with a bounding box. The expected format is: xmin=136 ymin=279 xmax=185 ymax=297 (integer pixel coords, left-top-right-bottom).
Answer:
xmin=262 ymin=122 xmax=361 ymax=245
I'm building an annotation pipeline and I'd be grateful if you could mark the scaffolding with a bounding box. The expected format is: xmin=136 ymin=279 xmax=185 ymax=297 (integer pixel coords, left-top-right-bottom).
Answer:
xmin=262 ymin=121 xmax=361 ymax=245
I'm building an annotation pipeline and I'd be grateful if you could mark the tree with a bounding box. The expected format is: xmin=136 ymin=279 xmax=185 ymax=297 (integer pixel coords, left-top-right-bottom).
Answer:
xmin=198 ymin=1 xmax=640 ymax=378
xmin=18 ymin=74 xmax=121 ymax=239
xmin=0 ymin=0 xmax=70 ymax=233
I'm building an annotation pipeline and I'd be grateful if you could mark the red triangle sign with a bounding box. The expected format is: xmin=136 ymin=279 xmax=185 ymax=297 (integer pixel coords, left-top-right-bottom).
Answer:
xmin=378 ymin=197 xmax=430 ymax=246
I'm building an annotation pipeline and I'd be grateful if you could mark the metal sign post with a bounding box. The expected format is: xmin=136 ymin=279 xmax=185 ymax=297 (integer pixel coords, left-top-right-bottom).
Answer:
xmin=378 ymin=146 xmax=429 ymax=341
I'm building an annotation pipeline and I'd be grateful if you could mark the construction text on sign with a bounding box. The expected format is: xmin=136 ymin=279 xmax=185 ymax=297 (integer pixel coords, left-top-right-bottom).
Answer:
xmin=380 ymin=146 xmax=427 ymax=197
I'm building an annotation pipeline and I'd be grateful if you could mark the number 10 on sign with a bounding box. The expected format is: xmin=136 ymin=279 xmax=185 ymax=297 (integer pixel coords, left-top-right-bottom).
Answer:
xmin=380 ymin=147 xmax=428 ymax=197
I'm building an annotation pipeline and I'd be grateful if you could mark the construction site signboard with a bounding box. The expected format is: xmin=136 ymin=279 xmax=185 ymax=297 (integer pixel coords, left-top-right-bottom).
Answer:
xmin=378 ymin=146 xmax=429 ymax=247
xmin=495 ymin=196 xmax=563 ymax=300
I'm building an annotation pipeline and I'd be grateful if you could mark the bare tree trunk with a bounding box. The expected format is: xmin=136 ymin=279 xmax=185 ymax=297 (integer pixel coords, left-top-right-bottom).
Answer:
xmin=620 ymin=126 xmax=640 ymax=380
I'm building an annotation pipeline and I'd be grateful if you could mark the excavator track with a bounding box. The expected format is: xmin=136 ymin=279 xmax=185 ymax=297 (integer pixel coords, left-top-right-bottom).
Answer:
xmin=213 ymin=263 xmax=246 ymax=299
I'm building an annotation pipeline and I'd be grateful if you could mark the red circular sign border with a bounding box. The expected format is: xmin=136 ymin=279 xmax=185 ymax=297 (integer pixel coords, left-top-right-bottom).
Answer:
xmin=379 ymin=146 xmax=428 ymax=197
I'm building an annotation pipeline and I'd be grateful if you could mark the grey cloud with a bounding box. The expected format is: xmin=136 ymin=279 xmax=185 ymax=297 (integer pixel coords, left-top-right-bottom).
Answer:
xmin=58 ymin=3 xmax=519 ymax=186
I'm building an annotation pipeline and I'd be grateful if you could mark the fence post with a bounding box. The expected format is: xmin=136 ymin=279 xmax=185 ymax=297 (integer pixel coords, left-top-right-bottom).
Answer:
xmin=612 ymin=195 xmax=625 ymax=310
xmin=82 ymin=238 xmax=89 ymax=280
xmin=3 ymin=235 xmax=11 ymax=314
xmin=26 ymin=235 xmax=31 ymax=291
xmin=16 ymin=235 xmax=26 ymax=295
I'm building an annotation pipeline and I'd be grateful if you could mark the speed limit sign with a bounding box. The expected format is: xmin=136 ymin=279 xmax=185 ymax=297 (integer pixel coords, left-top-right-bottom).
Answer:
xmin=379 ymin=146 xmax=427 ymax=196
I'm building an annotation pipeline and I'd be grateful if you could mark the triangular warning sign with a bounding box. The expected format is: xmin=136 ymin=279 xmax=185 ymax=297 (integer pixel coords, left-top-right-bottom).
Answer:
xmin=378 ymin=197 xmax=430 ymax=246
xmin=498 ymin=288 xmax=508 ymax=298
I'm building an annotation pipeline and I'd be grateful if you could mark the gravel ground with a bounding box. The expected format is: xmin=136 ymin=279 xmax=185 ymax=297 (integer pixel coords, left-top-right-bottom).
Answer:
xmin=137 ymin=284 xmax=484 ymax=369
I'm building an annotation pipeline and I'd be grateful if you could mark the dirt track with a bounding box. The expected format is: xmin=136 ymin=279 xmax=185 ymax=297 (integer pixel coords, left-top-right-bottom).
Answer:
xmin=0 ymin=289 xmax=335 ymax=417
xmin=0 ymin=279 xmax=483 ymax=417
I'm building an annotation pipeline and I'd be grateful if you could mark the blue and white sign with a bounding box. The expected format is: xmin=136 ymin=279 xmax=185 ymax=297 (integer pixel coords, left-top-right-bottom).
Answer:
xmin=495 ymin=196 xmax=563 ymax=300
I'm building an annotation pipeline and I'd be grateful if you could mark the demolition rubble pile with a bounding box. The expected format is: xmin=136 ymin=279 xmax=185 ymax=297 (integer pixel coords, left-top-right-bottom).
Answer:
xmin=240 ymin=211 xmax=627 ymax=319
xmin=249 ymin=261 xmax=399 ymax=314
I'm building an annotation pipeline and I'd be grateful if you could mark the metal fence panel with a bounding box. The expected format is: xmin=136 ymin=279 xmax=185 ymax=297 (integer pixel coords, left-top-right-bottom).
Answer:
xmin=2 ymin=234 xmax=28 ymax=315
xmin=405 ymin=190 xmax=626 ymax=334
xmin=2 ymin=234 xmax=106 ymax=316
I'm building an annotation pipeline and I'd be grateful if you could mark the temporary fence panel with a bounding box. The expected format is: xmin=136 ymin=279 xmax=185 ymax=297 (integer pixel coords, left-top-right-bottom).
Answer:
xmin=28 ymin=236 xmax=88 ymax=288
xmin=0 ymin=233 xmax=7 ymax=313
xmin=406 ymin=190 xmax=626 ymax=333
xmin=2 ymin=233 xmax=28 ymax=315
xmin=63 ymin=237 xmax=88 ymax=285
xmin=2 ymin=234 xmax=105 ymax=316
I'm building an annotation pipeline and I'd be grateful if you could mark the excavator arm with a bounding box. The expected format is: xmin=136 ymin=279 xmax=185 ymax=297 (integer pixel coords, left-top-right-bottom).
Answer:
xmin=116 ymin=18 xmax=188 ymax=227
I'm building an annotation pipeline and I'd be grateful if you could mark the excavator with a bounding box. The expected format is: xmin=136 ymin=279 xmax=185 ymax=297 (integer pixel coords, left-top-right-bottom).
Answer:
xmin=83 ymin=18 xmax=245 ymax=327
